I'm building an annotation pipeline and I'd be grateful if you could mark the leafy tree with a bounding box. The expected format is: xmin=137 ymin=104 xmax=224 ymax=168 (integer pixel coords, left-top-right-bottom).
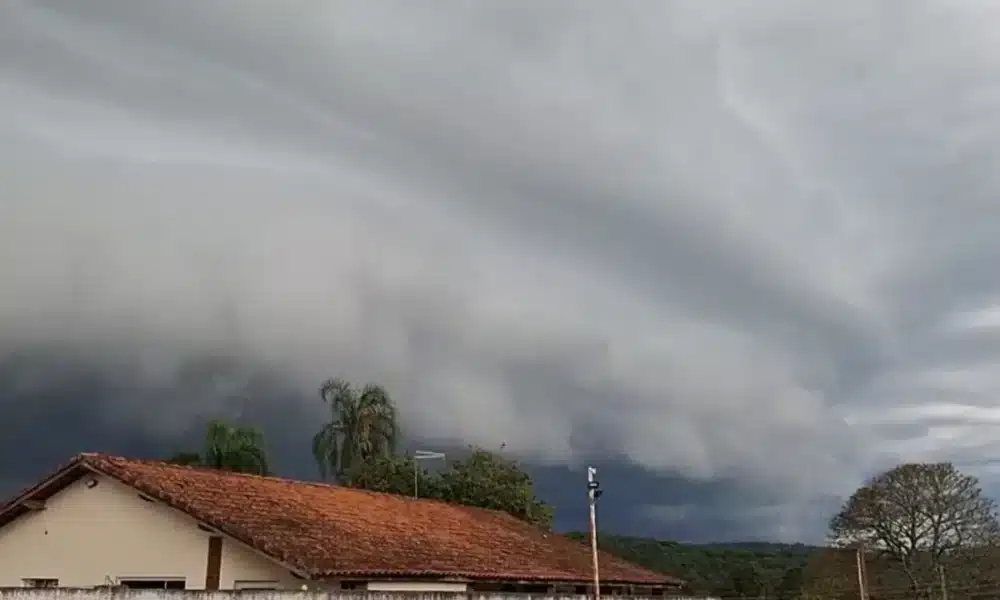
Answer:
xmin=727 ymin=563 xmax=768 ymax=599
xmin=342 ymin=446 xmax=552 ymax=528
xmin=829 ymin=462 xmax=1000 ymax=596
xmin=342 ymin=454 xmax=441 ymax=498
xmin=312 ymin=378 xmax=399 ymax=481
xmin=201 ymin=419 xmax=269 ymax=474
xmin=436 ymin=447 xmax=553 ymax=529
xmin=776 ymin=565 xmax=804 ymax=600
xmin=167 ymin=419 xmax=269 ymax=475
xmin=565 ymin=534 xmax=819 ymax=596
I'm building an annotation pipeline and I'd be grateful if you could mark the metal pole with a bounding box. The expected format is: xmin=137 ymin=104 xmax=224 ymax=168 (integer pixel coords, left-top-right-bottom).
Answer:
xmin=938 ymin=564 xmax=947 ymax=600
xmin=855 ymin=544 xmax=867 ymax=600
xmin=588 ymin=466 xmax=600 ymax=600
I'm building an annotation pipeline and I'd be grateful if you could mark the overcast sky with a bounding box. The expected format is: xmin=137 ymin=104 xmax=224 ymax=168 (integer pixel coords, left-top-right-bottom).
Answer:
xmin=4 ymin=0 xmax=1000 ymax=543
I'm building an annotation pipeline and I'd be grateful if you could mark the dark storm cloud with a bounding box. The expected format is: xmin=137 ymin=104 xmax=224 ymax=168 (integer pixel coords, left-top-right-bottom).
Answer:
xmin=4 ymin=0 xmax=1000 ymax=541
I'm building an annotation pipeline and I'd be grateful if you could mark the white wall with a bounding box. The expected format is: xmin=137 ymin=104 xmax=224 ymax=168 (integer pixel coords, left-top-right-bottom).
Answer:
xmin=0 ymin=475 xmax=300 ymax=590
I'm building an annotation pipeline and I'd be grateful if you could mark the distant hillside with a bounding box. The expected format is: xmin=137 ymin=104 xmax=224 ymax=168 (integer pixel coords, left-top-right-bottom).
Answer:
xmin=567 ymin=533 xmax=824 ymax=597
xmin=689 ymin=541 xmax=824 ymax=553
xmin=574 ymin=533 xmax=1000 ymax=600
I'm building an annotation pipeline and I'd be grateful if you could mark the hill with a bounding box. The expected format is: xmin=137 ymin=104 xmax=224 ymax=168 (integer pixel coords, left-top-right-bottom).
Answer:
xmin=580 ymin=535 xmax=1000 ymax=600
xmin=567 ymin=533 xmax=825 ymax=597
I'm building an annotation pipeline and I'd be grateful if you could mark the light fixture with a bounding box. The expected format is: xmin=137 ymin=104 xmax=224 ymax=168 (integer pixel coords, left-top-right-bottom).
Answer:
xmin=85 ymin=479 xmax=98 ymax=489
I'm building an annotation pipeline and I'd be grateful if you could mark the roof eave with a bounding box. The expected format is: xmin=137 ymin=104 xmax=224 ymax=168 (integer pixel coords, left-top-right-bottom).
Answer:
xmin=0 ymin=456 xmax=90 ymax=528
xmin=311 ymin=570 xmax=681 ymax=587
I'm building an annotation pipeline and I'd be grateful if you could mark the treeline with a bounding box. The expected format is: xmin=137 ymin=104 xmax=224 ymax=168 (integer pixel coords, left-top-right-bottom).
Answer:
xmin=167 ymin=377 xmax=552 ymax=528
xmin=563 ymin=536 xmax=1000 ymax=600
xmin=565 ymin=534 xmax=818 ymax=598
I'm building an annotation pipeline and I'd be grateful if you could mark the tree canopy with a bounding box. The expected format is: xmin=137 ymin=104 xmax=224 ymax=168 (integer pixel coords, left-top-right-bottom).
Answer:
xmin=436 ymin=447 xmax=553 ymax=528
xmin=312 ymin=378 xmax=399 ymax=481
xmin=167 ymin=419 xmax=269 ymax=475
xmin=342 ymin=446 xmax=553 ymax=529
xmin=566 ymin=533 xmax=821 ymax=597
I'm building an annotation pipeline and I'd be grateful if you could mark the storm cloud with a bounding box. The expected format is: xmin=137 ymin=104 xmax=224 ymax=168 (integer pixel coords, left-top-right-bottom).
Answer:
xmin=3 ymin=0 xmax=1000 ymax=541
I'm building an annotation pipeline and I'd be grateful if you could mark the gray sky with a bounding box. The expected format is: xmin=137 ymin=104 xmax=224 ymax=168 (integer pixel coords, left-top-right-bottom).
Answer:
xmin=3 ymin=0 xmax=1000 ymax=542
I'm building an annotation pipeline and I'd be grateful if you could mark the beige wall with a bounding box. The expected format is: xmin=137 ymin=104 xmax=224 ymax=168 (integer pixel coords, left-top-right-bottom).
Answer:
xmin=0 ymin=475 xmax=300 ymax=590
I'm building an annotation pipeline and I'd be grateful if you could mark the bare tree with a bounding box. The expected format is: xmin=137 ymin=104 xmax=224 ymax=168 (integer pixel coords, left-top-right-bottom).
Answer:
xmin=829 ymin=463 xmax=1000 ymax=598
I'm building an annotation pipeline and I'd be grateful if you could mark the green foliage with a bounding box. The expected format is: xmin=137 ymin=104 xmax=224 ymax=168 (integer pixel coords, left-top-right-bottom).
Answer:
xmin=436 ymin=447 xmax=553 ymax=529
xmin=167 ymin=419 xmax=269 ymax=475
xmin=567 ymin=533 xmax=821 ymax=597
xmin=730 ymin=563 xmax=768 ymax=598
xmin=342 ymin=454 xmax=441 ymax=498
xmin=202 ymin=420 xmax=269 ymax=475
xmin=312 ymin=378 xmax=399 ymax=481
xmin=344 ymin=446 xmax=553 ymax=529
xmin=776 ymin=565 xmax=805 ymax=600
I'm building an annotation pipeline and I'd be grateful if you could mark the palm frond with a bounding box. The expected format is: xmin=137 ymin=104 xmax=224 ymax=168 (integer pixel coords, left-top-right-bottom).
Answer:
xmin=312 ymin=425 xmax=339 ymax=480
xmin=320 ymin=378 xmax=354 ymax=411
xmin=315 ymin=378 xmax=401 ymax=480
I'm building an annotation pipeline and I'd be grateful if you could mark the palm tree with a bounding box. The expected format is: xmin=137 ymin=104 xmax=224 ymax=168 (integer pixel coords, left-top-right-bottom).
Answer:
xmin=312 ymin=378 xmax=399 ymax=481
xmin=167 ymin=419 xmax=269 ymax=475
xmin=202 ymin=420 xmax=269 ymax=475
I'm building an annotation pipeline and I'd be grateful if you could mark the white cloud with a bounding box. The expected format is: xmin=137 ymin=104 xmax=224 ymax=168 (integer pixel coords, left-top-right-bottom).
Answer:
xmin=4 ymin=0 xmax=1000 ymax=539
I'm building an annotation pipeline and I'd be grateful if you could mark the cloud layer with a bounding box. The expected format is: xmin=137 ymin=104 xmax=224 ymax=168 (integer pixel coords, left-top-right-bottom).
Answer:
xmin=4 ymin=0 xmax=1000 ymax=541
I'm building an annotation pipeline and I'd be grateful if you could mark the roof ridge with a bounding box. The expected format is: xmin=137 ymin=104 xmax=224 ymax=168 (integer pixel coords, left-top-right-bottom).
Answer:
xmin=77 ymin=452 xmax=537 ymax=519
xmin=81 ymin=452 xmax=333 ymax=486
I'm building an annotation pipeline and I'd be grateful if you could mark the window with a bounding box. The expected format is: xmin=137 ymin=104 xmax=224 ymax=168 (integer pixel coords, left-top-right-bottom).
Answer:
xmin=118 ymin=579 xmax=185 ymax=590
xmin=22 ymin=579 xmax=58 ymax=588
xmin=339 ymin=581 xmax=365 ymax=590
xmin=234 ymin=581 xmax=279 ymax=590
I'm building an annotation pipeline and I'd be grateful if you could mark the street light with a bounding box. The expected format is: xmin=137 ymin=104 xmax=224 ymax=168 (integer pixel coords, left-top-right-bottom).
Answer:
xmin=413 ymin=450 xmax=446 ymax=498
xmin=587 ymin=466 xmax=603 ymax=600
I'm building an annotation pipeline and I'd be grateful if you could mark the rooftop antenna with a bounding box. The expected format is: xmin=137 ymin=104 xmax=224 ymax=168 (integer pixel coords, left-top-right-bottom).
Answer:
xmin=413 ymin=450 xmax=446 ymax=498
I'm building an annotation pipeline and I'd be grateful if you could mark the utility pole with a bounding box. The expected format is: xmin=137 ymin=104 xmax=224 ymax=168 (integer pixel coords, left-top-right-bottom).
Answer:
xmin=587 ymin=467 xmax=603 ymax=600
xmin=938 ymin=564 xmax=948 ymax=600
xmin=855 ymin=543 xmax=868 ymax=600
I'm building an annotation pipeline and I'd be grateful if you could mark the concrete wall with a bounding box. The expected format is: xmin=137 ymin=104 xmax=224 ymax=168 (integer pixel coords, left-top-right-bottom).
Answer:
xmin=0 ymin=590 xmax=704 ymax=600
xmin=0 ymin=475 xmax=299 ymax=590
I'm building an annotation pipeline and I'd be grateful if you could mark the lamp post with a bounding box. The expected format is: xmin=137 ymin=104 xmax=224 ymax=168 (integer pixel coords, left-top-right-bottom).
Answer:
xmin=413 ymin=450 xmax=446 ymax=498
xmin=587 ymin=466 xmax=603 ymax=600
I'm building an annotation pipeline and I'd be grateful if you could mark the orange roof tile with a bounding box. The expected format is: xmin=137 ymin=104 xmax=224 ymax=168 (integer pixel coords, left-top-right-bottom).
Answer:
xmin=0 ymin=453 xmax=681 ymax=587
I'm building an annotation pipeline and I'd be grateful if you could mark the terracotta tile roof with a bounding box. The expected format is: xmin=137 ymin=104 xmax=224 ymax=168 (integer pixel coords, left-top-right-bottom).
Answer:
xmin=1 ymin=453 xmax=681 ymax=587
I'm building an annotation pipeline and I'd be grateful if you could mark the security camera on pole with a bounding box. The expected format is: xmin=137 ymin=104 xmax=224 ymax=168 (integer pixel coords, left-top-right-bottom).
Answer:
xmin=587 ymin=466 xmax=603 ymax=600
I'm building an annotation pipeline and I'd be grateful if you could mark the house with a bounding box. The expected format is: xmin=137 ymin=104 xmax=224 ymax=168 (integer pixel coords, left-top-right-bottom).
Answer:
xmin=0 ymin=453 xmax=683 ymax=594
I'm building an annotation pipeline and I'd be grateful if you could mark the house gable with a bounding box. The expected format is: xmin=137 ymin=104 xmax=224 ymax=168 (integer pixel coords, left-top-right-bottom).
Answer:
xmin=0 ymin=474 xmax=300 ymax=590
